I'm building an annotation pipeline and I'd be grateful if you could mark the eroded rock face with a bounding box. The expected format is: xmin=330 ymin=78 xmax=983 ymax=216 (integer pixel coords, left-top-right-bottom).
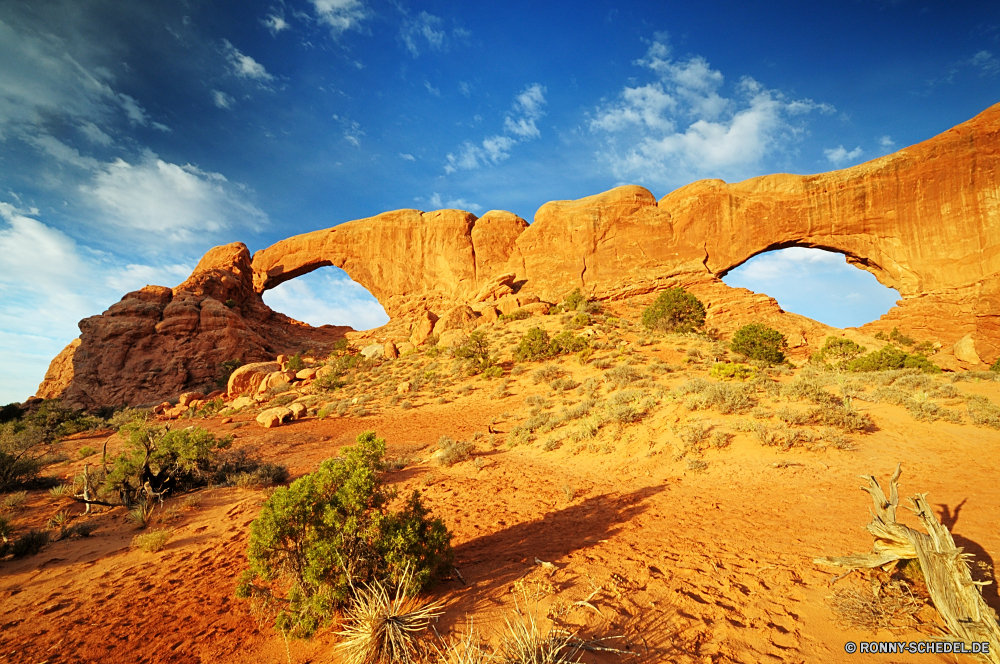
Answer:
xmin=38 ymin=103 xmax=1000 ymax=407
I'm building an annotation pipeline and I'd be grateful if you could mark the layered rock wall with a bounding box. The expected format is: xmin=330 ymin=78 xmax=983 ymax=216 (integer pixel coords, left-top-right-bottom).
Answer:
xmin=38 ymin=102 xmax=1000 ymax=407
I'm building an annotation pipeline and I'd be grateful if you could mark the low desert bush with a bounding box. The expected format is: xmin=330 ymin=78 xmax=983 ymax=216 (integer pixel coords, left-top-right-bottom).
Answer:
xmin=709 ymin=362 xmax=757 ymax=381
xmin=730 ymin=324 xmax=788 ymax=365
xmin=846 ymin=345 xmax=940 ymax=374
xmin=603 ymin=364 xmax=643 ymax=388
xmin=641 ymin=288 xmax=706 ymax=333
xmin=435 ymin=436 xmax=474 ymax=467
xmin=132 ymin=527 xmax=172 ymax=553
xmin=967 ymin=395 xmax=1000 ymax=429
xmin=454 ymin=331 xmax=498 ymax=375
xmin=809 ymin=337 xmax=867 ymax=367
xmin=532 ymin=365 xmax=564 ymax=384
xmin=236 ymin=432 xmax=453 ymax=638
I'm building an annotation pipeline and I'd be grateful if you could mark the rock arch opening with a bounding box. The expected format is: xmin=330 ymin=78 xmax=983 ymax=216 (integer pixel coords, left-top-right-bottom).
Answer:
xmin=721 ymin=247 xmax=901 ymax=329
xmin=261 ymin=265 xmax=389 ymax=331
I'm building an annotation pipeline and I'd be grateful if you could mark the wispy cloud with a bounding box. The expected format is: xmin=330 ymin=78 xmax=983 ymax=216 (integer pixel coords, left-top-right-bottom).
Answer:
xmin=263 ymin=13 xmax=290 ymax=35
xmin=879 ymin=135 xmax=895 ymax=148
xmin=445 ymin=83 xmax=547 ymax=173
xmin=401 ymin=11 xmax=446 ymax=56
xmin=424 ymin=80 xmax=441 ymax=96
xmin=590 ymin=34 xmax=834 ymax=187
xmin=423 ymin=192 xmax=482 ymax=212
xmin=222 ymin=39 xmax=274 ymax=81
xmin=81 ymin=151 xmax=268 ymax=245
xmin=824 ymin=144 xmax=864 ymax=165
xmin=332 ymin=114 xmax=363 ymax=146
xmin=969 ymin=50 xmax=1000 ymax=76
xmin=399 ymin=153 xmax=415 ymax=161
xmin=310 ymin=0 xmax=368 ymax=37
xmin=212 ymin=90 xmax=235 ymax=109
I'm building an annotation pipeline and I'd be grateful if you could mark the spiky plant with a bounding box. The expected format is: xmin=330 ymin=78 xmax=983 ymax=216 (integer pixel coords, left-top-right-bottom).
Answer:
xmin=336 ymin=567 xmax=445 ymax=664
xmin=499 ymin=600 xmax=583 ymax=664
xmin=127 ymin=499 xmax=155 ymax=529
xmin=433 ymin=621 xmax=493 ymax=664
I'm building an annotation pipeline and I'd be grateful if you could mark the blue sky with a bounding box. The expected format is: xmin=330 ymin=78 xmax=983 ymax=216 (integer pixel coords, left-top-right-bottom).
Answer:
xmin=1 ymin=0 xmax=997 ymax=403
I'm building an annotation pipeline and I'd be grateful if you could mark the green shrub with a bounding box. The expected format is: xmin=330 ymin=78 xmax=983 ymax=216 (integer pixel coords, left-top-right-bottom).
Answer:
xmin=730 ymin=324 xmax=787 ymax=365
xmin=104 ymin=418 xmax=233 ymax=506
xmin=846 ymin=345 xmax=940 ymax=374
xmin=990 ymin=357 xmax=1000 ymax=372
xmin=287 ymin=353 xmax=306 ymax=372
xmin=9 ymin=529 xmax=49 ymax=558
xmin=641 ymin=288 xmax=706 ymax=333
xmin=550 ymin=331 xmax=589 ymax=355
xmin=224 ymin=298 xmax=237 ymax=308
xmin=500 ymin=309 xmax=530 ymax=321
xmin=453 ymin=331 xmax=497 ymax=375
xmin=888 ymin=327 xmax=915 ymax=347
xmin=514 ymin=327 xmax=552 ymax=362
xmin=810 ymin=337 xmax=867 ymax=366
xmin=236 ymin=431 xmax=453 ymax=638
xmin=709 ymin=362 xmax=757 ymax=381
xmin=78 ymin=446 xmax=97 ymax=459
xmin=216 ymin=359 xmax=243 ymax=390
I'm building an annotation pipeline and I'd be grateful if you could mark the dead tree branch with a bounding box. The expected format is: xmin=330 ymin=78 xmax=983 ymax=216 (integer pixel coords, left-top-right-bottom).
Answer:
xmin=815 ymin=464 xmax=1000 ymax=662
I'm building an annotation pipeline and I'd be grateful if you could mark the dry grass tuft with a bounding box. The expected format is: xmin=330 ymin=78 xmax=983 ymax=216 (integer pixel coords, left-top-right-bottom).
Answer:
xmin=336 ymin=570 xmax=445 ymax=664
xmin=131 ymin=527 xmax=172 ymax=553
xmin=827 ymin=579 xmax=921 ymax=633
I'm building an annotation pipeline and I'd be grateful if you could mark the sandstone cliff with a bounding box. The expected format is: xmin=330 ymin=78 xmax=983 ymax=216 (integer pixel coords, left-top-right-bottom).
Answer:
xmin=38 ymin=102 xmax=1000 ymax=408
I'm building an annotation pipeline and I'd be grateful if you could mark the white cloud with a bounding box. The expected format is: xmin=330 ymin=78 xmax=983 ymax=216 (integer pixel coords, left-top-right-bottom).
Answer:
xmin=222 ymin=39 xmax=274 ymax=81
xmin=591 ymin=34 xmax=834 ymax=187
xmin=444 ymin=84 xmax=546 ymax=173
xmin=401 ymin=11 xmax=446 ymax=57
xmin=424 ymin=80 xmax=441 ymax=96
xmin=310 ymin=0 xmax=368 ymax=36
xmin=879 ymin=135 xmax=895 ymax=148
xmin=424 ymin=192 xmax=482 ymax=212
xmin=399 ymin=153 xmax=415 ymax=161
xmin=458 ymin=81 xmax=471 ymax=97
xmin=970 ymin=50 xmax=1000 ymax=76
xmin=0 ymin=201 xmax=194 ymax=403
xmin=78 ymin=120 xmax=114 ymax=146
xmin=0 ymin=18 xmax=158 ymax=135
xmin=263 ymin=14 xmax=290 ymax=35
xmin=262 ymin=267 xmax=389 ymax=331
xmin=332 ymin=113 xmax=363 ymax=146
xmin=212 ymin=90 xmax=236 ymax=109
xmin=824 ymin=145 xmax=864 ymax=165
xmin=81 ymin=151 xmax=268 ymax=244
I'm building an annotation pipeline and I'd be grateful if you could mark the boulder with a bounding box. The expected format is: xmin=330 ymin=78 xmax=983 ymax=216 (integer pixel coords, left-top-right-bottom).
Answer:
xmin=256 ymin=407 xmax=293 ymax=428
xmin=433 ymin=305 xmax=480 ymax=336
xmin=361 ymin=343 xmax=384 ymax=359
xmin=397 ymin=381 xmax=411 ymax=394
xmin=178 ymin=392 xmax=204 ymax=407
xmin=474 ymin=272 xmax=517 ymax=302
xmin=410 ymin=311 xmax=438 ymax=346
xmin=316 ymin=365 xmax=335 ymax=379
xmin=954 ymin=334 xmax=982 ymax=364
xmin=383 ymin=340 xmax=398 ymax=359
xmin=438 ymin=329 xmax=468 ymax=348
xmin=228 ymin=362 xmax=281 ymax=397
xmin=230 ymin=395 xmax=254 ymax=410
xmin=296 ymin=368 xmax=318 ymax=380
xmin=257 ymin=371 xmax=294 ymax=394
xmin=397 ymin=342 xmax=416 ymax=356
xmin=289 ymin=402 xmax=307 ymax=419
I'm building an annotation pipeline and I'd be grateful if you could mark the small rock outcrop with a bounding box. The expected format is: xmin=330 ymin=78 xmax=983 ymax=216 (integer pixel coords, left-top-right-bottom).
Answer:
xmin=37 ymin=102 xmax=1000 ymax=407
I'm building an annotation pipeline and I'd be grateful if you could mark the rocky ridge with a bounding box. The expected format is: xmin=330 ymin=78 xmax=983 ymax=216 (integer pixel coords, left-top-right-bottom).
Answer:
xmin=38 ymin=102 xmax=1000 ymax=408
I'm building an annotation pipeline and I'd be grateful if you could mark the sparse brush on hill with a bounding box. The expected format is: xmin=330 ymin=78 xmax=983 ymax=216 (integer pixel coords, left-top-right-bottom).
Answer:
xmin=514 ymin=328 xmax=589 ymax=363
xmin=453 ymin=331 xmax=498 ymax=376
xmin=215 ymin=359 xmax=243 ymax=390
xmin=809 ymin=337 xmax=867 ymax=368
xmin=641 ymin=287 xmax=706 ymax=333
xmin=729 ymin=324 xmax=788 ymax=366
xmin=709 ymin=362 xmax=757 ymax=381
xmin=846 ymin=344 xmax=940 ymax=373
xmin=236 ymin=431 xmax=453 ymax=639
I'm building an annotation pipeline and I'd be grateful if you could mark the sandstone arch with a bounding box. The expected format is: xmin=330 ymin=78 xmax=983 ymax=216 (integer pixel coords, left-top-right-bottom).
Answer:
xmin=37 ymin=102 xmax=1000 ymax=407
xmin=250 ymin=209 xmax=529 ymax=319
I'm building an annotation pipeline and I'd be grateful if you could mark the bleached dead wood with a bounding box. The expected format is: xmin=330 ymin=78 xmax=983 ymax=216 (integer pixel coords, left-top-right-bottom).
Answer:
xmin=815 ymin=464 xmax=1000 ymax=663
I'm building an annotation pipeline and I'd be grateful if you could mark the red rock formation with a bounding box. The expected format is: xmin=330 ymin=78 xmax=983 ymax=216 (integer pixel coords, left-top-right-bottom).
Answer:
xmin=38 ymin=103 xmax=1000 ymax=407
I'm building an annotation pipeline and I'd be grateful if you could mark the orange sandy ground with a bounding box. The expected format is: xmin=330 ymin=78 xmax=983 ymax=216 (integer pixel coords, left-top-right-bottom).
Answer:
xmin=1 ymin=364 xmax=998 ymax=664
